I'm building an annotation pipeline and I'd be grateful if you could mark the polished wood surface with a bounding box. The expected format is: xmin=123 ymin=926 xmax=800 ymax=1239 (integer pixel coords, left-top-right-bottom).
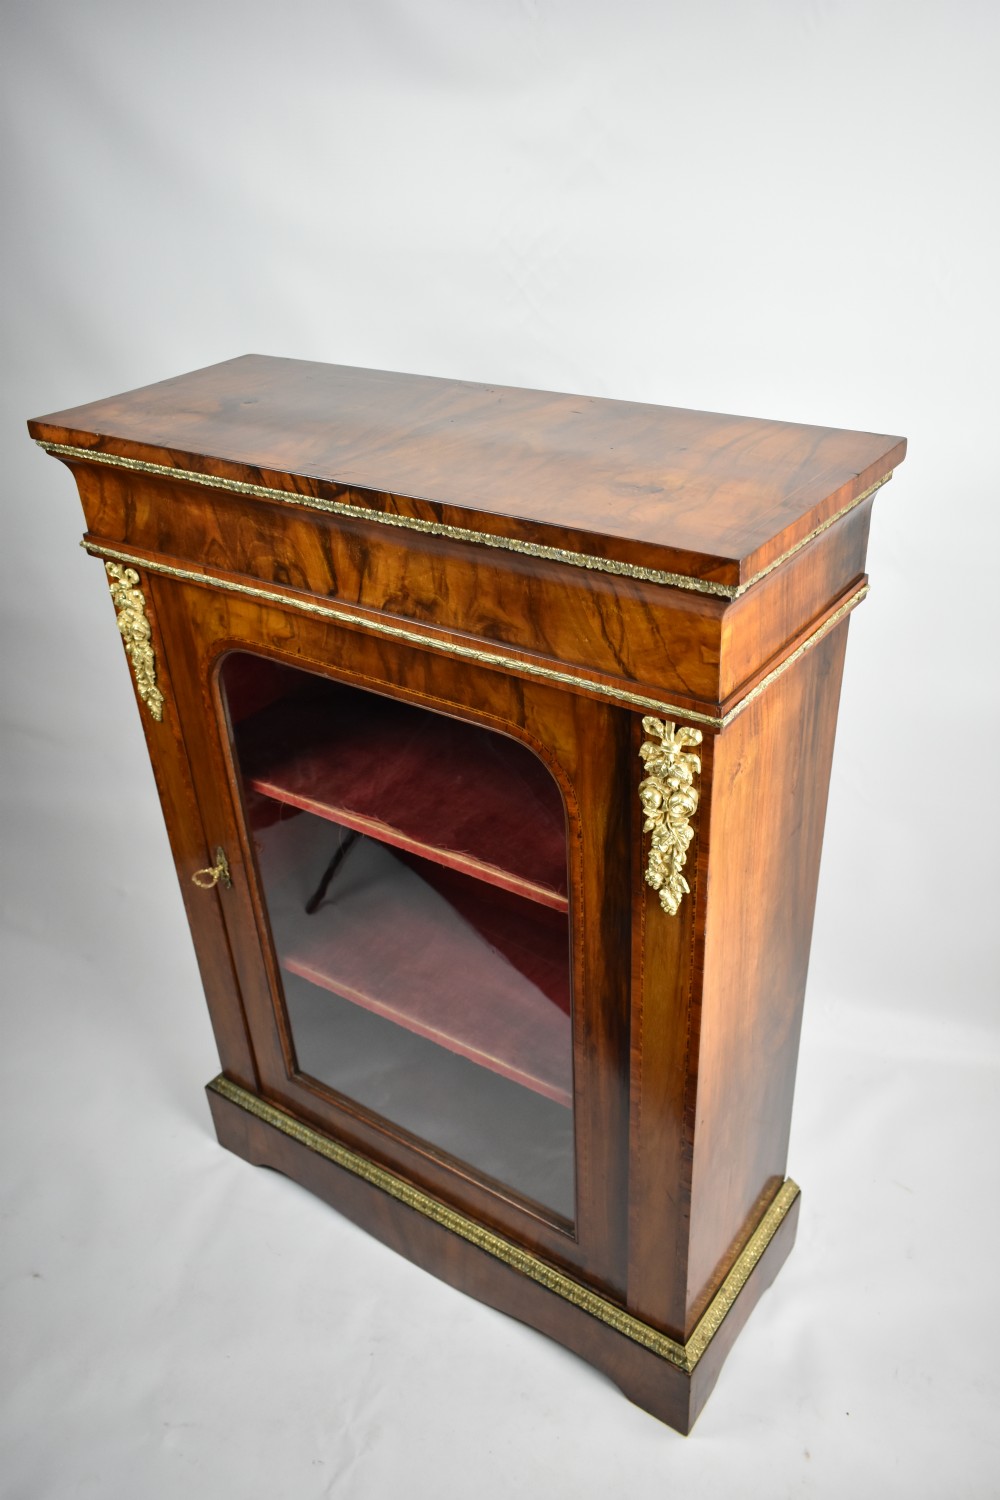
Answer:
xmin=32 ymin=355 xmax=905 ymax=1432
xmin=626 ymin=624 xmax=852 ymax=1339
xmin=29 ymin=354 xmax=905 ymax=585
xmin=56 ymin=457 xmax=875 ymax=717
xmin=685 ymin=626 xmax=850 ymax=1328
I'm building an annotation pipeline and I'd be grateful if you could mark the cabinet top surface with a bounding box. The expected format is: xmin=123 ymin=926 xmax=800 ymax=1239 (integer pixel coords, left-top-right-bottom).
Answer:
xmin=30 ymin=354 xmax=905 ymax=587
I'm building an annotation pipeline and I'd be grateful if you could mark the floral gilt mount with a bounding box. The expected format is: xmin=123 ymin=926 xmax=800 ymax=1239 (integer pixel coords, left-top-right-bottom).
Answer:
xmin=105 ymin=561 xmax=164 ymax=721
xmin=638 ymin=716 xmax=703 ymax=916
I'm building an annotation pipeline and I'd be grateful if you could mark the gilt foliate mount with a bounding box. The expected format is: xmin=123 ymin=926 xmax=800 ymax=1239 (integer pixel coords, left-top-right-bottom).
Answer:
xmin=105 ymin=561 xmax=164 ymax=721
xmin=638 ymin=717 xmax=703 ymax=916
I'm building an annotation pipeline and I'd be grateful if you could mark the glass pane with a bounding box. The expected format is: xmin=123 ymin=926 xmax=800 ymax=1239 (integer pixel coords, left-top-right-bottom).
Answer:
xmin=221 ymin=653 xmax=575 ymax=1220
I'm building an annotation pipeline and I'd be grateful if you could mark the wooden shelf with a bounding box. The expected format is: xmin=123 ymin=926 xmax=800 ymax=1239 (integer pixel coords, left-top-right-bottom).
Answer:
xmin=256 ymin=807 xmax=573 ymax=1107
xmin=234 ymin=680 xmax=569 ymax=911
xmin=282 ymin=970 xmax=576 ymax=1219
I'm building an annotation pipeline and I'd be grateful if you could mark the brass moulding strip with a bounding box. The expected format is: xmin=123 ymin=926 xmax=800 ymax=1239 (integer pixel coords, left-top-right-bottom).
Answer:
xmin=40 ymin=438 xmax=890 ymax=598
xmin=80 ymin=541 xmax=868 ymax=732
xmin=41 ymin=440 xmax=735 ymax=597
xmin=720 ymin=583 xmax=869 ymax=727
xmin=739 ymin=474 xmax=889 ymax=592
xmin=207 ymin=1074 xmax=800 ymax=1374
xmin=80 ymin=541 xmax=724 ymax=728
xmin=684 ymin=1181 xmax=801 ymax=1364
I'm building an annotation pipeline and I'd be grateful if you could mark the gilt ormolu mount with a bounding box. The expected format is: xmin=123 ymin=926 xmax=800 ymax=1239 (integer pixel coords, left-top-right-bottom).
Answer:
xmin=30 ymin=357 xmax=905 ymax=1432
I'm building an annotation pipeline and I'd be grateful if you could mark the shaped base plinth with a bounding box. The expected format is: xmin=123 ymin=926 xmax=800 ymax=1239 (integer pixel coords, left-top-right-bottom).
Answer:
xmin=206 ymin=1075 xmax=800 ymax=1435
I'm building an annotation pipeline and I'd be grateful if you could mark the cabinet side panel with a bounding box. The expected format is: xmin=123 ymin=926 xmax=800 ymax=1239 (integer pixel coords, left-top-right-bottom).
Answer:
xmin=685 ymin=622 xmax=851 ymax=1330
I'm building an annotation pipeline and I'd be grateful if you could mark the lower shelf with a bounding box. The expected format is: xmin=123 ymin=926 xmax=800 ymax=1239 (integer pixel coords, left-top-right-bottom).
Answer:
xmin=255 ymin=807 xmax=574 ymax=1106
xmin=284 ymin=971 xmax=575 ymax=1219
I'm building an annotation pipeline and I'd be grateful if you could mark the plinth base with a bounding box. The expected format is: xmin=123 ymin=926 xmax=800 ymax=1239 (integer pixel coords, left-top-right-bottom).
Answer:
xmin=207 ymin=1075 xmax=800 ymax=1435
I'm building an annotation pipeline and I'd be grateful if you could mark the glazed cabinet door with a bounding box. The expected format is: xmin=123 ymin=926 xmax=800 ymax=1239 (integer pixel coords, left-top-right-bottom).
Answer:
xmin=150 ymin=573 xmax=633 ymax=1292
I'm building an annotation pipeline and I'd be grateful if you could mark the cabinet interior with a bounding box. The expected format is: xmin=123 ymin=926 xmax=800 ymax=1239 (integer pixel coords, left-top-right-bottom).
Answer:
xmin=222 ymin=652 xmax=576 ymax=1218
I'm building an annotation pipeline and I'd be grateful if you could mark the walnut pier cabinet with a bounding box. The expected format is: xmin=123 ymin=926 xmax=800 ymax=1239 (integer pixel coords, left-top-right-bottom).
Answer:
xmin=30 ymin=358 xmax=905 ymax=1433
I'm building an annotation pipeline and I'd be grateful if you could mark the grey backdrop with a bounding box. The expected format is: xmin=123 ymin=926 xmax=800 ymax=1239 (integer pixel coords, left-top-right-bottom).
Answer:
xmin=3 ymin=3 xmax=998 ymax=1496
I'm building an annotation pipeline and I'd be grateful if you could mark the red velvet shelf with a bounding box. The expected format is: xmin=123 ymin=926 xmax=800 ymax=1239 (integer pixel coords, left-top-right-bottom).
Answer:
xmin=235 ymin=685 xmax=569 ymax=911
xmin=257 ymin=809 xmax=573 ymax=1107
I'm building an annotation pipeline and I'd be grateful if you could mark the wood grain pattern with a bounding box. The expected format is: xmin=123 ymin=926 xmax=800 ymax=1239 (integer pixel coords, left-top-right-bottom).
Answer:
xmin=683 ymin=624 xmax=851 ymax=1331
xmin=29 ymin=354 xmax=905 ymax=586
xmin=72 ymin=459 xmax=730 ymax=707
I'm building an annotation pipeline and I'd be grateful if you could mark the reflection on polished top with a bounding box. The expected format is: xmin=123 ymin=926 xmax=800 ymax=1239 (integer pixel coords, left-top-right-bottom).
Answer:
xmin=28 ymin=354 xmax=906 ymax=588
